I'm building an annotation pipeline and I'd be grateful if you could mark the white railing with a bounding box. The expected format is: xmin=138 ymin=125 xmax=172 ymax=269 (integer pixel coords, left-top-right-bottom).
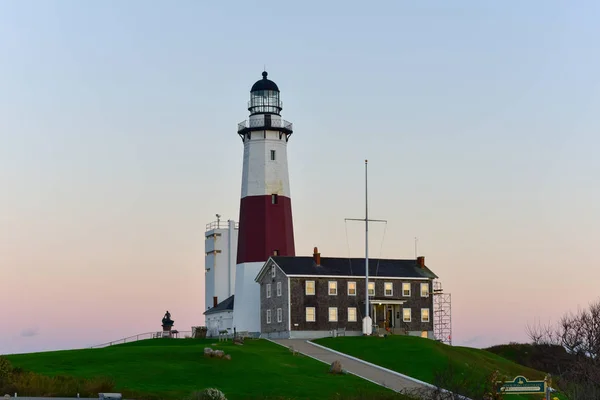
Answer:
xmin=90 ymin=330 xmax=193 ymax=349
xmin=237 ymin=118 xmax=293 ymax=132
xmin=205 ymin=220 xmax=239 ymax=231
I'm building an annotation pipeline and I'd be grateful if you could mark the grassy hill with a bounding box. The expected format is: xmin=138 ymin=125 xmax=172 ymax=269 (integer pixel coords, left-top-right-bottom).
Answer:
xmin=314 ymin=336 xmax=555 ymax=400
xmin=4 ymin=338 xmax=406 ymax=400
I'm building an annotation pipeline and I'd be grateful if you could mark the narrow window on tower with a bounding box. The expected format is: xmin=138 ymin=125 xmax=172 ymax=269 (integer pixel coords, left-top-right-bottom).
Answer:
xmin=270 ymin=150 xmax=276 ymax=161
xmin=271 ymin=194 xmax=278 ymax=204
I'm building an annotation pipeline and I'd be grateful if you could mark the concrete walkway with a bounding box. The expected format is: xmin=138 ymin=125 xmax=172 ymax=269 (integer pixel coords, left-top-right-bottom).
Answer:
xmin=270 ymin=339 xmax=433 ymax=395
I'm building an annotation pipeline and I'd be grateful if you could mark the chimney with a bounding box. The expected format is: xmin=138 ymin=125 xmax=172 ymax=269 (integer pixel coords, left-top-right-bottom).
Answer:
xmin=417 ymin=256 xmax=425 ymax=268
xmin=213 ymin=296 xmax=218 ymax=308
xmin=313 ymin=247 xmax=321 ymax=266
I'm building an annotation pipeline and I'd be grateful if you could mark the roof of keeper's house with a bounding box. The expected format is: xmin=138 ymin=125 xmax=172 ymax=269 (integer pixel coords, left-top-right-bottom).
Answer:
xmin=203 ymin=295 xmax=234 ymax=316
xmin=269 ymin=256 xmax=438 ymax=279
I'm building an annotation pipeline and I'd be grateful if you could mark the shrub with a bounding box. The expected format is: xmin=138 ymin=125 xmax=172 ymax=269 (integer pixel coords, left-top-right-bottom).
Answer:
xmin=0 ymin=357 xmax=115 ymax=398
xmin=187 ymin=388 xmax=227 ymax=400
xmin=0 ymin=357 xmax=15 ymax=394
xmin=9 ymin=372 xmax=115 ymax=397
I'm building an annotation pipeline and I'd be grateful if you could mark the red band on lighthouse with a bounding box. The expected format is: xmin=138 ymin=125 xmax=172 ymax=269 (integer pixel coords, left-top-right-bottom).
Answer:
xmin=237 ymin=194 xmax=295 ymax=264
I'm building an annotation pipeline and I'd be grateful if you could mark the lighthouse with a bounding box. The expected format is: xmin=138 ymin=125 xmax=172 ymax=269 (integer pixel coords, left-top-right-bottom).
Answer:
xmin=231 ymin=71 xmax=296 ymax=333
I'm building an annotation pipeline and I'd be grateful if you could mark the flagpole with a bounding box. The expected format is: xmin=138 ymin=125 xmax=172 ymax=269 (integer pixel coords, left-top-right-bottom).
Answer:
xmin=345 ymin=160 xmax=386 ymax=335
xmin=365 ymin=160 xmax=369 ymax=325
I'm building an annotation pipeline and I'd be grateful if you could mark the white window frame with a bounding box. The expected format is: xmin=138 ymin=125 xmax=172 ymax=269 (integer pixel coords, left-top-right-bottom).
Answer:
xmin=271 ymin=265 xmax=276 ymax=278
xmin=421 ymin=282 xmax=429 ymax=297
xmin=277 ymin=308 xmax=282 ymax=323
xmin=305 ymin=280 xmax=315 ymax=295
xmin=328 ymin=307 xmax=338 ymax=322
xmin=368 ymin=281 xmax=375 ymax=296
xmin=266 ymin=283 xmax=271 ymax=298
xmin=348 ymin=307 xmax=357 ymax=322
xmin=306 ymin=307 xmax=316 ymax=322
xmin=276 ymin=281 xmax=282 ymax=297
xmin=421 ymin=308 xmax=430 ymax=323
xmin=266 ymin=309 xmax=272 ymax=324
xmin=347 ymin=281 xmax=356 ymax=296
xmin=328 ymin=281 xmax=337 ymax=296
xmin=403 ymin=308 xmax=411 ymax=323
xmin=402 ymin=282 xmax=411 ymax=297
xmin=384 ymin=282 xmax=393 ymax=296
xmin=270 ymin=149 xmax=276 ymax=161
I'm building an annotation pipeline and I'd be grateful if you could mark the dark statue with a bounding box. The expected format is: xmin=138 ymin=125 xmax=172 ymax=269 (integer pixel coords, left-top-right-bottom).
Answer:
xmin=162 ymin=310 xmax=174 ymax=327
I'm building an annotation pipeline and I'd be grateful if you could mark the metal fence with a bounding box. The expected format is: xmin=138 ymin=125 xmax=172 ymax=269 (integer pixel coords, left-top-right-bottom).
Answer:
xmin=90 ymin=331 xmax=193 ymax=349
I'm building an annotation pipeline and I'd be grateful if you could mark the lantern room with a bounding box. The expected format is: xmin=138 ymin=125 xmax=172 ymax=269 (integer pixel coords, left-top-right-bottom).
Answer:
xmin=248 ymin=71 xmax=283 ymax=116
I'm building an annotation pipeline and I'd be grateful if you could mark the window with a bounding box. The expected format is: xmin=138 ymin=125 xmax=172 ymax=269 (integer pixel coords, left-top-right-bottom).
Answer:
xmin=306 ymin=280 xmax=315 ymax=295
xmin=271 ymin=266 xmax=276 ymax=277
xmin=348 ymin=307 xmax=357 ymax=322
xmin=347 ymin=281 xmax=356 ymax=296
xmin=421 ymin=282 xmax=429 ymax=297
xmin=277 ymin=308 xmax=282 ymax=323
xmin=266 ymin=283 xmax=271 ymax=298
xmin=384 ymin=282 xmax=393 ymax=296
xmin=368 ymin=282 xmax=375 ymax=296
xmin=402 ymin=282 xmax=411 ymax=297
xmin=271 ymin=194 xmax=278 ymax=204
xmin=270 ymin=150 xmax=276 ymax=160
xmin=328 ymin=307 xmax=338 ymax=322
xmin=266 ymin=309 xmax=272 ymax=324
xmin=421 ymin=308 xmax=430 ymax=322
xmin=403 ymin=308 xmax=411 ymax=322
xmin=328 ymin=281 xmax=337 ymax=295
xmin=276 ymin=281 xmax=282 ymax=297
xmin=306 ymin=307 xmax=316 ymax=322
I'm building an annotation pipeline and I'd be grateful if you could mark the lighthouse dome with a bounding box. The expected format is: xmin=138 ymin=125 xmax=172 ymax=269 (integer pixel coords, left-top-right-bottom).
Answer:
xmin=248 ymin=71 xmax=283 ymax=115
xmin=251 ymin=71 xmax=279 ymax=92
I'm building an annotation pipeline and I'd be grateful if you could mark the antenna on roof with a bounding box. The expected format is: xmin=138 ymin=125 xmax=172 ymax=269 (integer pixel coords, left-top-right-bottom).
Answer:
xmin=415 ymin=237 xmax=418 ymax=258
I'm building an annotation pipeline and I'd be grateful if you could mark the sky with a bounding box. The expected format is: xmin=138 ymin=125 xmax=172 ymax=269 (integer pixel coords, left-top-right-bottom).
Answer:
xmin=1 ymin=0 xmax=599 ymax=354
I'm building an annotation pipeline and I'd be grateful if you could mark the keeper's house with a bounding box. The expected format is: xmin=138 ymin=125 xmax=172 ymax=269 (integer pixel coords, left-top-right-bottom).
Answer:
xmin=255 ymin=247 xmax=438 ymax=339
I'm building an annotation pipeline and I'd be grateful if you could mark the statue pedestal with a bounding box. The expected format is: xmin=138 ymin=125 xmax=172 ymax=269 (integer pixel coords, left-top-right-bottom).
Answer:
xmin=161 ymin=323 xmax=174 ymax=337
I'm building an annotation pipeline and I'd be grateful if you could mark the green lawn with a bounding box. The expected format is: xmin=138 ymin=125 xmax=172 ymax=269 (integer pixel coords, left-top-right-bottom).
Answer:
xmin=5 ymin=338 xmax=405 ymax=400
xmin=314 ymin=336 xmax=554 ymax=400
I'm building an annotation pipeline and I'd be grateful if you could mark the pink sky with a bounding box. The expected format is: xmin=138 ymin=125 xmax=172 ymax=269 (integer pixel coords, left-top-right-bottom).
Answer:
xmin=2 ymin=1 xmax=600 ymax=355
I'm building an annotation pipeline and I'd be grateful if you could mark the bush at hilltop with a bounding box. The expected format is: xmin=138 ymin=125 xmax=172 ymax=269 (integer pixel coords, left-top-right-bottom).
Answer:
xmin=485 ymin=342 xmax=575 ymax=376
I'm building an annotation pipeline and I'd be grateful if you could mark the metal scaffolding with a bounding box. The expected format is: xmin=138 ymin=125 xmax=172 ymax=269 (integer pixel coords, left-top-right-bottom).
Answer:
xmin=433 ymin=280 xmax=452 ymax=345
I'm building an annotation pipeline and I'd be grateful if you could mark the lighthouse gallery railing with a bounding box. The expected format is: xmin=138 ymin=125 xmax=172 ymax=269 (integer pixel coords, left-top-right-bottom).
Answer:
xmin=237 ymin=118 xmax=293 ymax=133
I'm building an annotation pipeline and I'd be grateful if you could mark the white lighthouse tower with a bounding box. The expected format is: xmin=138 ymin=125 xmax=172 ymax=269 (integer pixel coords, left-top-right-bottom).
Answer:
xmin=231 ymin=71 xmax=296 ymax=334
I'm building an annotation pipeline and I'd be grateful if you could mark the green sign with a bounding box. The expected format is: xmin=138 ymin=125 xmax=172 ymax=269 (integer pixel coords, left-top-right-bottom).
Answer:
xmin=497 ymin=376 xmax=546 ymax=394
